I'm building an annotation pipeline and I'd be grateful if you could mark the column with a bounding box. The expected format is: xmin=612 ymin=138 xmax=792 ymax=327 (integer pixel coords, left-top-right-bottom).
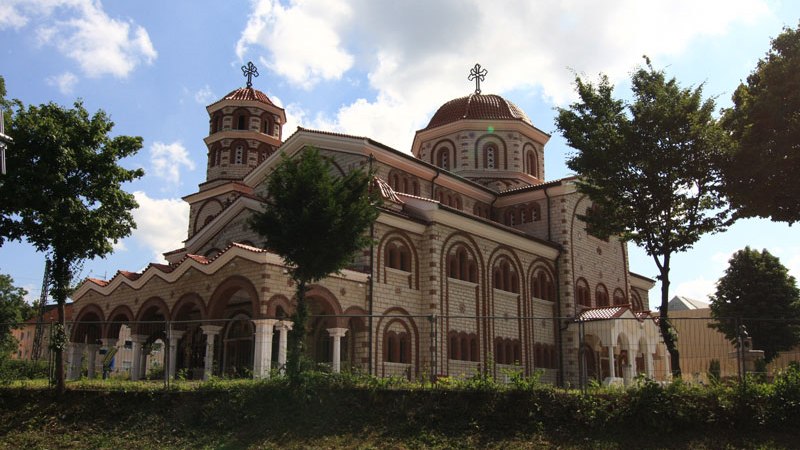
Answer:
xmin=86 ymin=344 xmax=99 ymax=379
xmin=252 ymin=319 xmax=278 ymax=379
xmin=167 ymin=330 xmax=185 ymax=379
xmin=200 ymin=325 xmax=223 ymax=380
xmin=71 ymin=343 xmax=85 ymax=380
xmin=129 ymin=334 xmax=147 ymax=381
xmin=645 ymin=351 xmax=654 ymax=379
xmin=327 ymin=327 xmax=348 ymax=373
xmin=607 ymin=345 xmax=616 ymax=379
xmin=276 ymin=321 xmax=292 ymax=374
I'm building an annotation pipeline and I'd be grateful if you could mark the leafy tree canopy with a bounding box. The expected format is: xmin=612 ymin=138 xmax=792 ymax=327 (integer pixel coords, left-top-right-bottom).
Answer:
xmin=0 ymin=99 xmax=143 ymax=391
xmin=0 ymin=273 xmax=28 ymax=358
xmin=250 ymin=147 xmax=379 ymax=379
xmin=722 ymin=22 xmax=800 ymax=224
xmin=250 ymin=147 xmax=379 ymax=284
xmin=710 ymin=247 xmax=800 ymax=363
xmin=555 ymin=57 xmax=733 ymax=376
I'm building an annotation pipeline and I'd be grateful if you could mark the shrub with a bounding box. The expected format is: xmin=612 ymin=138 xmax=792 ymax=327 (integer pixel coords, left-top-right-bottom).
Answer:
xmin=0 ymin=358 xmax=49 ymax=382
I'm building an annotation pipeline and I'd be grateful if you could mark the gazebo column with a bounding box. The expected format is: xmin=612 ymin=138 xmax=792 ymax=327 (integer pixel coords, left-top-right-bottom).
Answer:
xmin=276 ymin=321 xmax=292 ymax=374
xmin=86 ymin=344 xmax=100 ymax=379
xmin=252 ymin=319 xmax=278 ymax=379
xmin=167 ymin=330 xmax=185 ymax=379
xmin=200 ymin=325 xmax=223 ymax=380
xmin=129 ymin=334 xmax=147 ymax=381
xmin=327 ymin=327 xmax=348 ymax=373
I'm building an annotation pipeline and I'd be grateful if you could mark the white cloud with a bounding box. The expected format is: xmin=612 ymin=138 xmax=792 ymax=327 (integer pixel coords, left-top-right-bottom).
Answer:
xmin=130 ymin=191 xmax=189 ymax=261
xmin=149 ymin=141 xmax=196 ymax=188
xmin=674 ymin=277 xmax=716 ymax=303
xmin=238 ymin=0 xmax=770 ymax=152
xmin=3 ymin=0 xmax=156 ymax=78
xmin=237 ymin=0 xmax=354 ymax=89
xmin=194 ymin=85 xmax=216 ymax=104
xmin=45 ymin=71 xmax=78 ymax=94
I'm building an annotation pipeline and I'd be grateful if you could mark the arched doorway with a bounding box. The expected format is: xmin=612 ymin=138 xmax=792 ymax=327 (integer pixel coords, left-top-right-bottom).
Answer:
xmin=208 ymin=276 xmax=259 ymax=378
xmin=172 ymin=295 xmax=206 ymax=380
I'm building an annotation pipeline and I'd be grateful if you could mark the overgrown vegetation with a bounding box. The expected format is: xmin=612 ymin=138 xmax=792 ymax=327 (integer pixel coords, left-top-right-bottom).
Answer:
xmin=2 ymin=366 xmax=800 ymax=448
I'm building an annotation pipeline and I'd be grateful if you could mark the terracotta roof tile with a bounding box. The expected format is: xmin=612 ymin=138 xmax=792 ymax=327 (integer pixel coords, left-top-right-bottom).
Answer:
xmin=576 ymin=306 xmax=629 ymax=321
xmin=87 ymin=278 xmax=109 ymax=287
xmin=424 ymin=93 xmax=532 ymax=130
xmin=117 ymin=270 xmax=141 ymax=281
xmin=219 ymin=87 xmax=275 ymax=105
xmin=185 ymin=254 xmax=210 ymax=265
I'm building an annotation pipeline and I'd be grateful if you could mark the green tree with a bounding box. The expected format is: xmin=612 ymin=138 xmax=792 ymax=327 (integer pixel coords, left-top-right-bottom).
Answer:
xmin=250 ymin=147 xmax=378 ymax=382
xmin=0 ymin=100 xmax=143 ymax=393
xmin=722 ymin=22 xmax=800 ymax=224
xmin=710 ymin=247 xmax=800 ymax=363
xmin=0 ymin=274 xmax=28 ymax=358
xmin=555 ymin=58 xmax=733 ymax=376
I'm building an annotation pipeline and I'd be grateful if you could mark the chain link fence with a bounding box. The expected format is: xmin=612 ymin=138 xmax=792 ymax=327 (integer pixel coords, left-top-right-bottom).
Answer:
xmin=4 ymin=315 xmax=800 ymax=389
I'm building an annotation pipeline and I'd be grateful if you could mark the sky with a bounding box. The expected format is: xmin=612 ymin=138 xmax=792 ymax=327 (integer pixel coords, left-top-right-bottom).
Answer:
xmin=0 ymin=0 xmax=798 ymax=310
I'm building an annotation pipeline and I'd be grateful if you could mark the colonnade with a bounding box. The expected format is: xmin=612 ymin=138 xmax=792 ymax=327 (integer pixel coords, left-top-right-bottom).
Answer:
xmin=66 ymin=320 xmax=351 ymax=381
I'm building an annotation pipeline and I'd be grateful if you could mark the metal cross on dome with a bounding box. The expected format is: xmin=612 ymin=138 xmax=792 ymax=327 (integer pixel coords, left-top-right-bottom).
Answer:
xmin=242 ymin=61 xmax=259 ymax=88
xmin=468 ymin=63 xmax=487 ymax=94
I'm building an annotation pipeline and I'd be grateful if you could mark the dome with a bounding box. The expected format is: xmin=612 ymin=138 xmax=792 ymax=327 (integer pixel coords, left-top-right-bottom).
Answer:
xmin=215 ymin=87 xmax=275 ymax=106
xmin=424 ymin=93 xmax=532 ymax=130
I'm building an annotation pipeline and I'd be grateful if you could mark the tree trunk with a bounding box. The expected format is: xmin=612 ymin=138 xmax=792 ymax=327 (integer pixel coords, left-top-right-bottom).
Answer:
xmin=287 ymin=279 xmax=308 ymax=384
xmin=657 ymin=257 xmax=682 ymax=378
xmin=51 ymin=256 xmax=70 ymax=395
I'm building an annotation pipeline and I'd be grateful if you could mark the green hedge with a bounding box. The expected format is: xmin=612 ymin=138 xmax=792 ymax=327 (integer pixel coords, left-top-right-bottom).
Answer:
xmin=0 ymin=358 xmax=49 ymax=383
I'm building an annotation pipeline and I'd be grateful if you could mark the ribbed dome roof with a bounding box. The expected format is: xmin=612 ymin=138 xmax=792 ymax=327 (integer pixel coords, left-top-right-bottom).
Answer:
xmin=425 ymin=93 xmax=531 ymax=130
xmin=218 ymin=87 xmax=275 ymax=106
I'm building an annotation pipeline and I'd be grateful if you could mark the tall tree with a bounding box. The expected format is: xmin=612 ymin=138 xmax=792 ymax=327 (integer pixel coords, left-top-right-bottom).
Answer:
xmin=555 ymin=58 xmax=733 ymax=376
xmin=0 ymin=100 xmax=143 ymax=393
xmin=710 ymin=247 xmax=800 ymax=363
xmin=250 ymin=147 xmax=379 ymax=382
xmin=722 ymin=22 xmax=800 ymax=224
xmin=0 ymin=274 xmax=28 ymax=358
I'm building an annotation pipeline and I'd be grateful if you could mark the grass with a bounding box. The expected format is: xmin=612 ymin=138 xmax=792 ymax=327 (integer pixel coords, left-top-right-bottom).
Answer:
xmin=0 ymin=372 xmax=799 ymax=449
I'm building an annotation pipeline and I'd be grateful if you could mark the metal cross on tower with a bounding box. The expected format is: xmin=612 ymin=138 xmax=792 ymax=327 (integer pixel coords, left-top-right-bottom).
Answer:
xmin=468 ymin=63 xmax=488 ymax=94
xmin=242 ymin=61 xmax=259 ymax=88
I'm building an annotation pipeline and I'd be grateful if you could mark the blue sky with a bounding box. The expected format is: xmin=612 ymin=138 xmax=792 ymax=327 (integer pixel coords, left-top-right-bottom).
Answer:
xmin=0 ymin=0 xmax=798 ymax=309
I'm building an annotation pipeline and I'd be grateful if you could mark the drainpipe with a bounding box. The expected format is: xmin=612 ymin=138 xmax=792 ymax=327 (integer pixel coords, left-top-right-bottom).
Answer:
xmin=544 ymin=186 xmax=552 ymax=242
xmin=367 ymin=154 xmax=375 ymax=375
xmin=430 ymin=168 xmax=441 ymax=200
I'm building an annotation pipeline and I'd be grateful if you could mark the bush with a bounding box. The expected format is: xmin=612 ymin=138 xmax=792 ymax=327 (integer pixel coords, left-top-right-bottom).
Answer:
xmin=0 ymin=358 xmax=49 ymax=382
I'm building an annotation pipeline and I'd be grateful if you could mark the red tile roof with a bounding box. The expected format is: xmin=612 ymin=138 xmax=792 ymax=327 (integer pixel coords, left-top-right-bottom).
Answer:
xmin=424 ymin=93 xmax=532 ymax=130
xmin=576 ymin=306 xmax=629 ymax=321
xmin=219 ymin=87 xmax=275 ymax=106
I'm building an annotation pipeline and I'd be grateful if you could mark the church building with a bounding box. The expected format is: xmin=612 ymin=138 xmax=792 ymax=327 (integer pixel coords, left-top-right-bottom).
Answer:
xmin=70 ymin=64 xmax=668 ymax=387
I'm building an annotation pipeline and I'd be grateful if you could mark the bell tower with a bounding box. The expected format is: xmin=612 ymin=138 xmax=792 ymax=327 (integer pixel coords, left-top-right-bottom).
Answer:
xmin=202 ymin=62 xmax=286 ymax=189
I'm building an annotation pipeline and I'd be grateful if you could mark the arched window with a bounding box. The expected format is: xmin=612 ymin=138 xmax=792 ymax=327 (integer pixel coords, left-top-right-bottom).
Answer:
xmin=211 ymin=113 xmax=222 ymax=133
xmin=532 ymin=269 xmax=555 ymax=302
xmin=449 ymin=331 xmax=479 ymax=361
xmin=493 ymin=259 xmax=518 ymax=293
xmin=596 ymin=284 xmax=609 ymax=307
xmin=631 ymin=291 xmax=644 ymax=311
xmin=485 ymin=144 xmax=496 ymax=169
xmin=384 ymin=330 xmax=410 ymax=363
xmin=261 ymin=114 xmax=272 ymax=135
xmin=234 ymin=144 xmax=244 ymax=164
xmin=384 ymin=240 xmax=412 ymax=272
xmin=525 ymin=149 xmax=537 ymax=176
xmin=447 ymin=245 xmax=477 ymax=282
xmin=576 ymin=278 xmax=591 ymax=307
xmin=505 ymin=209 xmax=515 ymax=226
xmin=435 ymin=148 xmax=450 ymax=170
xmin=237 ymin=115 xmax=246 ymax=130
xmin=613 ymin=288 xmax=626 ymax=306
xmin=529 ymin=203 xmax=541 ymax=222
